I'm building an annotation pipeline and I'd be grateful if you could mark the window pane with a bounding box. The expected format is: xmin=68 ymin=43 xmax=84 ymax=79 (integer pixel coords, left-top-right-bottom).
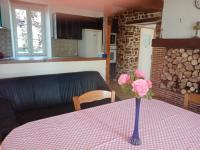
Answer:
xmin=31 ymin=11 xmax=43 ymax=54
xmin=15 ymin=9 xmax=28 ymax=54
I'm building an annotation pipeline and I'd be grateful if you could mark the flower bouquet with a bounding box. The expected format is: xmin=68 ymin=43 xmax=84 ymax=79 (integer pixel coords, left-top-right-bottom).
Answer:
xmin=118 ymin=70 xmax=153 ymax=145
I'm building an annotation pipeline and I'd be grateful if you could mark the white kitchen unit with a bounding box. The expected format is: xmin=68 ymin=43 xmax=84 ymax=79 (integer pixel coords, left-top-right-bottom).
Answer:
xmin=78 ymin=29 xmax=102 ymax=57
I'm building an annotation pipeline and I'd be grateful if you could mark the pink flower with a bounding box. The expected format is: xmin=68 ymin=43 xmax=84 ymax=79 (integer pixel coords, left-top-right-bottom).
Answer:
xmin=146 ymin=80 xmax=152 ymax=88
xmin=118 ymin=74 xmax=131 ymax=85
xmin=132 ymin=79 xmax=149 ymax=97
xmin=134 ymin=69 xmax=145 ymax=78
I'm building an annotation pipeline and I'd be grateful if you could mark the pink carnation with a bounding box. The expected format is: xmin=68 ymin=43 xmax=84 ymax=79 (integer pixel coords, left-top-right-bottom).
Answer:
xmin=146 ymin=80 xmax=152 ymax=88
xmin=118 ymin=74 xmax=130 ymax=85
xmin=132 ymin=79 xmax=149 ymax=97
xmin=134 ymin=69 xmax=145 ymax=78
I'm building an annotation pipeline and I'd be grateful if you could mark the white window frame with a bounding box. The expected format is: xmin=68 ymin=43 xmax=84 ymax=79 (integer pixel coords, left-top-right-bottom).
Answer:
xmin=12 ymin=2 xmax=47 ymax=57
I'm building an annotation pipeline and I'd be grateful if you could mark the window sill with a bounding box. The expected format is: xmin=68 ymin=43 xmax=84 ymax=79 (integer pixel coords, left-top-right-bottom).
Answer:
xmin=0 ymin=57 xmax=106 ymax=64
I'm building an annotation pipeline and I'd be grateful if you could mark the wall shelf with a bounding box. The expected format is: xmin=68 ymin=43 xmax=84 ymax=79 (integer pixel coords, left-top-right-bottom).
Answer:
xmin=152 ymin=38 xmax=200 ymax=49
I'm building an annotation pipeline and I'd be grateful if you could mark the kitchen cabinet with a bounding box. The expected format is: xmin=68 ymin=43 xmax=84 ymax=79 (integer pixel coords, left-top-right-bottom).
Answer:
xmin=111 ymin=19 xmax=118 ymax=33
xmin=82 ymin=17 xmax=103 ymax=30
xmin=55 ymin=13 xmax=103 ymax=40
xmin=56 ymin=13 xmax=82 ymax=39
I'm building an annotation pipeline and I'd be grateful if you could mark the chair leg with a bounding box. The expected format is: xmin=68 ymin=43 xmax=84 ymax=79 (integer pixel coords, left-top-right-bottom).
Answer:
xmin=73 ymin=96 xmax=81 ymax=111
xmin=111 ymin=91 xmax=115 ymax=103
xmin=184 ymin=94 xmax=189 ymax=109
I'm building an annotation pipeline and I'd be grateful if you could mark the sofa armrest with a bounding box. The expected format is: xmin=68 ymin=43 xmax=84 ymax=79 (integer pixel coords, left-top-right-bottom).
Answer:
xmin=0 ymin=98 xmax=17 ymax=142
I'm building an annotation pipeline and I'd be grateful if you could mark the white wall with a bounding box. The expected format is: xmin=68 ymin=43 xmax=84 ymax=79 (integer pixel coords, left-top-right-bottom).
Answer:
xmin=0 ymin=0 xmax=104 ymax=57
xmin=1 ymin=0 xmax=103 ymax=30
xmin=0 ymin=60 xmax=106 ymax=79
xmin=19 ymin=0 xmax=104 ymax=37
xmin=162 ymin=0 xmax=200 ymax=38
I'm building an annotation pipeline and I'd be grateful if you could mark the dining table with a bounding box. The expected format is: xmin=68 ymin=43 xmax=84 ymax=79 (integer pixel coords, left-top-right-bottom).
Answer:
xmin=1 ymin=99 xmax=200 ymax=150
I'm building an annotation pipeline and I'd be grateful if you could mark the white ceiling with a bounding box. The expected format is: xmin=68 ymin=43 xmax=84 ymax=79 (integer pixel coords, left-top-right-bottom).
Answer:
xmin=14 ymin=0 xmax=163 ymax=13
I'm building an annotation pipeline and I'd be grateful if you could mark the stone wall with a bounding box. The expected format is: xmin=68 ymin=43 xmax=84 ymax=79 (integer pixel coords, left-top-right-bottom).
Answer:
xmin=160 ymin=48 xmax=200 ymax=94
xmin=115 ymin=10 xmax=162 ymax=78
xmin=116 ymin=25 xmax=140 ymax=75
xmin=0 ymin=29 xmax=12 ymax=57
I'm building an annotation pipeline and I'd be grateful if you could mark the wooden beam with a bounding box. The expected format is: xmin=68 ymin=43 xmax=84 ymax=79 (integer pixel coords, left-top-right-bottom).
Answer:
xmin=113 ymin=0 xmax=164 ymax=12
xmin=126 ymin=17 xmax=161 ymax=24
xmin=152 ymin=38 xmax=200 ymax=49
xmin=104 ymin=7 xmax=112 ymax=84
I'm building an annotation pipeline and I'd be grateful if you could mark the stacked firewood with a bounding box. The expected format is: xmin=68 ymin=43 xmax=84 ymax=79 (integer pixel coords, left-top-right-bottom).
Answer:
xmin=160 ymin=48 xmax=200 ymax=94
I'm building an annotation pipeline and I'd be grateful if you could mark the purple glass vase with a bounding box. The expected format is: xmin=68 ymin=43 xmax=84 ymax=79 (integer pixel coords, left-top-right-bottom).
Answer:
xmin=129 ymin=98 xmax=142 ymax=145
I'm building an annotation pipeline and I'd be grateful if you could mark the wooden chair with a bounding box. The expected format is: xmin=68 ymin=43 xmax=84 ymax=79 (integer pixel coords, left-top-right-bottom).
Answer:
xmin=184 ymin=93 xmax=200 ymax=109
xmin=73 ymin=90 xmax=115 ymax=111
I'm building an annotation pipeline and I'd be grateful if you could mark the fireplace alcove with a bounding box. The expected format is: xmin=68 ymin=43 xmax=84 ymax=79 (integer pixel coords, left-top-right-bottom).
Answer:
xmin=151 ymin=38 xmax=200 ymax=113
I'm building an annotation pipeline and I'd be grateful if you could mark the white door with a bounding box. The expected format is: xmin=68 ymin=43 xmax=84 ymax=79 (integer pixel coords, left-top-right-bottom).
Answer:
xmin=138 ymin=28 xmax=155 ymax=80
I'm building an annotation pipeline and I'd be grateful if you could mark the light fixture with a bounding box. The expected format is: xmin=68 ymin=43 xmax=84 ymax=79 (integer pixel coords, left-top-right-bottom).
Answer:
xmin=193 ymin=21 xmax=200 ymax=38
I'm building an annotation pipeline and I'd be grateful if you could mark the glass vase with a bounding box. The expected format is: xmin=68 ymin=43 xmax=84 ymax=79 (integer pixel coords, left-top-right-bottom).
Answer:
xmin=129 ymin=98 xmax=142 ymax=145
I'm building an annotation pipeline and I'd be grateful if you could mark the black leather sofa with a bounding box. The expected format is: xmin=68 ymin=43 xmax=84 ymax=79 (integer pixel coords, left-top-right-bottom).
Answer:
xmin=0 ymin=71 xmax=110 ymax=141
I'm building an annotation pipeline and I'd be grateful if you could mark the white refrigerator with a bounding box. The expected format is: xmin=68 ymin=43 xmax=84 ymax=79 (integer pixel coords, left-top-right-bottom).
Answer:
xmin=78 ymin=29 xmax=102 ymax=57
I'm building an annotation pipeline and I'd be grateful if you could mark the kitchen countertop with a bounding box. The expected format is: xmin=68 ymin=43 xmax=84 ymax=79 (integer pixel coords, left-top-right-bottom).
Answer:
xmin=0 ymin=57 xmax=106 ymax=64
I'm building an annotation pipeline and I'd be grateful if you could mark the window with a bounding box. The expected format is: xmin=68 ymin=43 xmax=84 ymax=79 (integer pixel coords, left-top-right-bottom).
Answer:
xmin=12 ymin=3 xmax=46 ymax=56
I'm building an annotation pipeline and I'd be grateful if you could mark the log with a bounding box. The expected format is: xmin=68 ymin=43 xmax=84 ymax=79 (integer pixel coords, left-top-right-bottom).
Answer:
xmin=194 ymin=49 xmax=200 ymax=53
xmin=182 ymin=52 xmax=188 ymax=58
xmin=191 ymin=60 xmax=198 ymax=65
xmin=181 ymin=89 xmax=187 ymax=94
xmin=192 ymin=70 xmax=199 ymax=77
xmin=188 ymin=56 xmax=193 ymax=61
xmin=161 ymin=47 xmax=200 ymax=94
xmin=186 ymin=82 xmax=193 ymax=87
xmin=186 ymin=50 xmax=193 ymax=56
xmin=193 ymin=54 xmax=199 ymax=60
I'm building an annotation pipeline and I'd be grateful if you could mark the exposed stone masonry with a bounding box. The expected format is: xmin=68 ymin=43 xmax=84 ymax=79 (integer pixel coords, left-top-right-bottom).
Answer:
xmin=115 ymin=9 xmax=162 ymax=78
xmin=160 ymin=48 xmax=200 ymax=94
xmin=116 ymin=11 xmax=161 ymax=25
xmin=116 ymin=25 xmax=140 ymax=75
xmin=0 ymin=29 xmax=12 ymax=57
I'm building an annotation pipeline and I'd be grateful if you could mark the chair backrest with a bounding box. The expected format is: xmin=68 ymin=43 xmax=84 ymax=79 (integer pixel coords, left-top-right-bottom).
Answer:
xmin=184 ymin=93 xmax=200 ymax=109
xmin=73 ymin=90 xmax=115 ymax=111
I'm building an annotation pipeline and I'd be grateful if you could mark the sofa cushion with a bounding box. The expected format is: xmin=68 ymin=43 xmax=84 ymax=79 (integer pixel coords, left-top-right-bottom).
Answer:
xmin=32 ymin=76 xmax=62 ymax=109
xmin=0 ymin=98 xmax=17 ymax=141
xmin=0 ymin=71 xmax=109 ymax=112
xmin=0 ymin=78 xmax=34 ymax=111
xmin=59 ymin=72 xmax=109 ymax=104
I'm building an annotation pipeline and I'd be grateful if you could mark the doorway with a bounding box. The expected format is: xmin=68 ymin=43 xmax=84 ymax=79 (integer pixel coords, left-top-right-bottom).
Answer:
xmin=138 ymin=25 xmax=155 ymax=80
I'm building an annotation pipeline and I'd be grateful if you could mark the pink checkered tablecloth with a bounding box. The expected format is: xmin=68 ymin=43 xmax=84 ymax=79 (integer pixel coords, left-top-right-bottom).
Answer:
xmin=2 ymin=99 xmax=200 ymax=150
